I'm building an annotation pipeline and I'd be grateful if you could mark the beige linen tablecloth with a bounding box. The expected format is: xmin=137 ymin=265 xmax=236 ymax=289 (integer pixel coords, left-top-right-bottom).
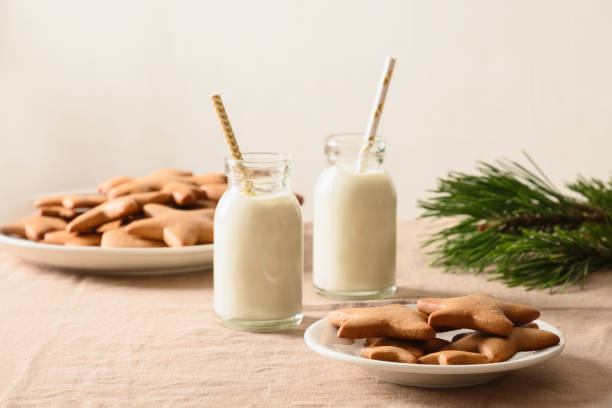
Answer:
xmin=1 ymin=219 xmax=611 ymax=407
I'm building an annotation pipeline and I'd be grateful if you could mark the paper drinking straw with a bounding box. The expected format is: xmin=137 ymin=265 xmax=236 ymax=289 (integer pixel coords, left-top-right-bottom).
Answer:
xmin=210 ymin=94 xmax=255 ymax=195
xmin=357 ymin=56 xmax=396 ymax=172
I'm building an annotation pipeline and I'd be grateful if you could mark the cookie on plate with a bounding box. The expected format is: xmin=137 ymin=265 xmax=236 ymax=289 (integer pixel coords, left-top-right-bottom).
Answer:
xmin=361 ymin=337 xmax=450 ymax=364
xmin=125 ymin=204 xmax=214 ymax=247
xmin=418 ymin=350 xmax=490 ymax=365
xmin=328 ymin=304 xmax=436 ymax=340
xmin=440 ymin=326 xmax=560 ymax=363
xmin=417 ymin=293 xmax=540 ymax=336
xmin=67 ymin=192 xmax=171 ymax=233
xmin=101 ymin=228 xmax=165 ymax=248
xmin=1 ymin=215 xmax=67 ymax=241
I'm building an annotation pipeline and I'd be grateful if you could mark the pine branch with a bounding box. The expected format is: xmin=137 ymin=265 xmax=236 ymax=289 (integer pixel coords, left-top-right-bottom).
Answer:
xmin=418 ymin=153 xmax=612 ymax=292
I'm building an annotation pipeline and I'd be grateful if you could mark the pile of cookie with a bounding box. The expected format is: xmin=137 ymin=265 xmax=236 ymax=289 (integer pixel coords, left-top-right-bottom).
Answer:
xmin=0 ymin=169 xmax=229 ymax=248
xmin=328 ymin=293 xmax=560 ymax=365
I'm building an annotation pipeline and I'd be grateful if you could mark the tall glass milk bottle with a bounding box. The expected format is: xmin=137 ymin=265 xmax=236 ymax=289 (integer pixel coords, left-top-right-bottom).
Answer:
xmin=313 ymin=134 xmax=397 ymax=300
xmin=214 ymin=153 xmax=303 ymax=331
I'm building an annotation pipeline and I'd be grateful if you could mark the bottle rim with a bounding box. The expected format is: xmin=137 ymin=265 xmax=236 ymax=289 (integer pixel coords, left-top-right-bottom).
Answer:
xmin=225 ymin=152 xmax=291 ymax=168
xmin=325 ymin=133 xmax=386 ymax=150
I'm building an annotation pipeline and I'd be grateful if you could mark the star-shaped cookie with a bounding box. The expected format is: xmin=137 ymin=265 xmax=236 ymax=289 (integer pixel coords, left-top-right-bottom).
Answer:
xmin=67 ymin=192 xmax=171 ymax=233
xmin=361 ymin=337 xmax=450 ymax=363
xmin=40 ymin=231 xmax=102 ymax=246
xmin=441 ymin=326 xmax=560 ymax=363
xmin=35 ymin=194 xmax=107 ymax=209
xmin=98 ymin=169 xmax=207 ymax=206
xmin=200 ymin=183 xmax=228 ymax=202
xmin=417 ymin=293 xmax=540 ymax=336
xmin=191 ymin=173 xmax=227 ymax=186
xmin=328 ymin=304 xmax=436 ymax=340
xmin=124 ymin=203 xmax=214 ymax=247
xmin=418 ymin=350 xmax=490 ymax=365
xmin=1 ymin=215 xmax=67 ymax=241
xmin=36 ymin=206 xmax=78 ymax=219
xmin=64 ymin=233 xmax=102 ymax=247
xmin=101 ymin=228 xmax=165 ymax=248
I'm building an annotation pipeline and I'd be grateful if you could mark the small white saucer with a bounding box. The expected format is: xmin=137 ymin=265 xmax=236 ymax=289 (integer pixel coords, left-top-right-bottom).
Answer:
xmin=0 ymin=189 xmax=213 ymax=276
xmin=304 ymin=306 xmax=565 ymax=388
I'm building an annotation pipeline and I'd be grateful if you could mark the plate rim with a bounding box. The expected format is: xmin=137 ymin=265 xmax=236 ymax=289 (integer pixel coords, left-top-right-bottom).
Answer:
xmin=304 ymin=306 xmax=566 ymax=375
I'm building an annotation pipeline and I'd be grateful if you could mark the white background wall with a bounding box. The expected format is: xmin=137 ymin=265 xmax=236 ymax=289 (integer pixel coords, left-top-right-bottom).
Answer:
xmin=1 ymin=0 xmax=611 ymax=218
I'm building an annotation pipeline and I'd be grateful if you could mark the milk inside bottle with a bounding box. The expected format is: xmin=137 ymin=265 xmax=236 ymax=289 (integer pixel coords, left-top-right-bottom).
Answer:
xmin=313 ymin=134 xmax=396 ymax=299
xmin=214 ymin=153 xmax=303 ymax=331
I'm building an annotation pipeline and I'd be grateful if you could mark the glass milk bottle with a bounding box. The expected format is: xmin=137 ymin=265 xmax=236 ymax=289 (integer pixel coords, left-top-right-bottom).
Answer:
xmin=313 ymin=134 xmax=397 ymax=300
xmin=214 ymin=153 xmax=303 ymax=332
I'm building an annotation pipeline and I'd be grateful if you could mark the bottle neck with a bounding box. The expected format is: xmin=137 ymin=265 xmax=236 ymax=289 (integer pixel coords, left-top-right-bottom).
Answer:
xmin=226 ymin=153 xmax=292 ymax=195
xmin=325 ymin=134 xmax=386 ymax=172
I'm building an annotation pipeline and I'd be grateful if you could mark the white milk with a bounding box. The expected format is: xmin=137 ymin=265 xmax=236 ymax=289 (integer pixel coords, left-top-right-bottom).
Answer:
xmin=214 ymin=190 xmax=303 ymax=323
xmin=313 ymin=166 xmax=396 ymax=296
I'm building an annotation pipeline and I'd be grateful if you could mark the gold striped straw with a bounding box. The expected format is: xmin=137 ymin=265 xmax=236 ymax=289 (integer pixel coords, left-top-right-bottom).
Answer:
xmin=357 ymin=56 xmax=396 ymax=172
xmin=211 ymin=94 xmax=255 ymax=195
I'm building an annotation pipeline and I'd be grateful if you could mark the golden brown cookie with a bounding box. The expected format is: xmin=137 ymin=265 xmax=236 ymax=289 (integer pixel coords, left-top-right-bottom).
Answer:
xmin=67 ymin=192 xmax=171 ymax=233
xmin=98 ymin=169 xmax=203 ymax=205
xmin=417 ymin=293 xmax=540 ymax=336
xmin=328 ymin=304 xmax=436 ymax=340
xmin=125 ymin=204 xmax=214 ymax=247
xmin=1 ymin=215 xmax=67 ymax=241
xmin=192 ymin=173 xmax=227 ymax=185
xmin=40 ymin=230 xmax=101 ymax=246
xmin=97 ymin=176 xmax=133 ymax=195
xmin=35 ymin=194 xmax=107 ymax=209
xmin=101 ymin=228 xmax=165 ymax=248
xmin=179 ymin=200 xmax=217 ymax=210
xmin=36 ymin=206 xmax=78 ymax=219
xmin=96 ymin=219 xmax=125 ymax=233
xmin=442 ymin=326 xmax=560 ymax=363
xmin=200 ymin=183 xmax=227 ymax=202
xmin=361 ymin=344 xmax=420 ymax=363
xmin=361 ymin=337 xmax=450 ymax=363
xmin=40 ymin=230 xmax=77 ymax=245
xmin=65 ymin=233 xmax=101 ymax=247
xmin=418 ymin=350 xmax=490 ymax=365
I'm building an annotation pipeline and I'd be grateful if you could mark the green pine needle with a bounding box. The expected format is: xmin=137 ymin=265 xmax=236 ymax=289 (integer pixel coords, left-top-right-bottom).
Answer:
xmin=418 ymin=153 xmax=612 ymax=292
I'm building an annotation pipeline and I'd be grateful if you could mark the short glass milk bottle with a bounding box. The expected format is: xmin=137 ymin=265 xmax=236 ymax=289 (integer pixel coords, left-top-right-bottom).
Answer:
xmin=214 ymin=153 xmax=303 ymax=332
xmin=313 ymin=134 xmax=397 ymax=300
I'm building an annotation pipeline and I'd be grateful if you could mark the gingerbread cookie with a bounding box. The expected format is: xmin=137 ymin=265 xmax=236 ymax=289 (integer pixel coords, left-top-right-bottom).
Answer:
xmin=328 ymin=304 xmax=436 ymax=340
xmin=418 ymin=350 xmax=490 ymax=365
xmin=40 ymin=230 xmax=101 ymax=246
xmin=442 ymin=326 xmax=560 ymax=363
xmin=417 ymin=293 xmax=540 ymax=336
xmin=96 ymin=219 xmax=125 ymax=233
xmin=192 ymin=173 xmax=227 ymax=185
xmin=1 ymin=215 xmax=67 ymax=241
xmin=98 ymin=169 xmax=203 ymax=205
xmin=36 ymin=206 xmax=78 ymax=219
xmin=97 ymin=176 xmax=133 ymax=195
xmin=179 ymin=200 xmax=217 ymax=210
xmin=65 ymin=233 xmax=101 ymax=247
xmin=101 ymin=228 xmax=165 ymax=248
xmin=40 ymin=230 xmax=77 ymax=245
xmin=125 ymin=204 xmax=214 ymax=247
xmin=67 ymin=192 xmax=171 ymax=233
xmin=361 ymin=337 xmax=450 ymax=364
xmin=200 ymin=183 xmax=227 ymax=202
xmin=35 ymin=194 xmax=107 ymax=209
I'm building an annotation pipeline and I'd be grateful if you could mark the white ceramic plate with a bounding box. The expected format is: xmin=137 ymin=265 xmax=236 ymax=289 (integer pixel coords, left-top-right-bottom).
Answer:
xmin=304 ymin=305 xmax=565 ymax=388
xmin=0 ymin=190 xmax=213 ymax=275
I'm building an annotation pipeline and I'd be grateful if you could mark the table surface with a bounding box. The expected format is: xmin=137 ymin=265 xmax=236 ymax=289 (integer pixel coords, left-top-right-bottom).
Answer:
xmin=1 ymin=219 xmax=611 ymax=407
